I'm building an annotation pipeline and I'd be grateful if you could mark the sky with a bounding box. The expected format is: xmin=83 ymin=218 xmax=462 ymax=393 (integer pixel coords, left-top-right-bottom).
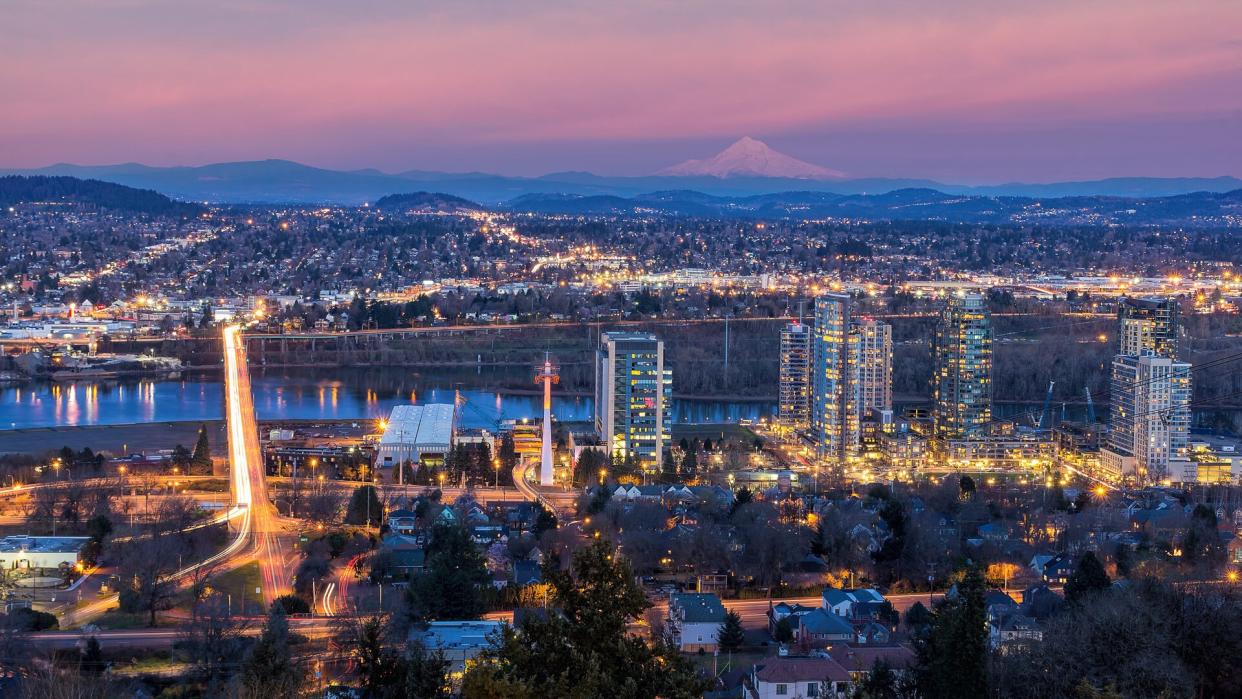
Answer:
xmin=4 ymin=0 xmax=1241 ymax=182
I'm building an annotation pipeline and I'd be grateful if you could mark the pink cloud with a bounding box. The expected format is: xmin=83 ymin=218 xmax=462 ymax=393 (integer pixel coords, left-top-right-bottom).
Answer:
xmin=2 ymin=0 xmax=1239 ymax=175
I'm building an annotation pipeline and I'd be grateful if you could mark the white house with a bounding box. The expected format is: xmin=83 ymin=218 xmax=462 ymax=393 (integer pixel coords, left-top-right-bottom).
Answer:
xmin=749 ymin=657 xmax=853 ymax=699
xmin=666 ymin=593 xmax=726 ymax=652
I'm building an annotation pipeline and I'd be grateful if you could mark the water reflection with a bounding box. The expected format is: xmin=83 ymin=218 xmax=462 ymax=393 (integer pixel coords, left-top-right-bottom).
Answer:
xmin=0 ymin=369 xmax=776 ymax=429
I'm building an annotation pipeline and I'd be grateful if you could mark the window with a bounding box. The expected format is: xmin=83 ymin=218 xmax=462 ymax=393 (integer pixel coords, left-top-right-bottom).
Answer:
xmin=807 ymin=682 xmax=819 ymax=696
xmin=775 ymin=684 xmax=788 ymax=696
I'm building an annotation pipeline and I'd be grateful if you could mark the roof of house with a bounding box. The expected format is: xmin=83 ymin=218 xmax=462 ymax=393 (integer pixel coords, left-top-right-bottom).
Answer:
xmin=799 ymin=609 xmax=854 ymax=636
xmin=670 ymin=593 xmax=726 ymax=623
xmin=753 ymin=657 xmax=852 ymax=684
xmin=825 ymin=644 xmax=917 ymax=672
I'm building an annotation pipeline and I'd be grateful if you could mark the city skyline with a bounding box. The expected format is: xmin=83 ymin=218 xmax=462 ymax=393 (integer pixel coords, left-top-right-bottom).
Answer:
xmin=4 ymin=1 xmax=1241 ymax=180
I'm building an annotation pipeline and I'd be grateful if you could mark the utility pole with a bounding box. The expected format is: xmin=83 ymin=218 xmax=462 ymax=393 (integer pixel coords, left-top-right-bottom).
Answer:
xmin=723 ymin=316 xmax=730 ymax=386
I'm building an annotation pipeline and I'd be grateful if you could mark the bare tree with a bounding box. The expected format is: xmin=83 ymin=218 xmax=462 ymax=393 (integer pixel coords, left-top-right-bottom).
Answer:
xmin=179 ymin=593 xmax=250 ymax=694
xmin=304 ymin=488 xmax=345 ymax=527
xmin=117 ymin=537 xmax=183 ymax=627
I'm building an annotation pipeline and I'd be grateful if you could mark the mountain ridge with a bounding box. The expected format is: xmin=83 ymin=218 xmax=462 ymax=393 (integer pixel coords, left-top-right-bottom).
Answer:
xmin=2 ymin=160 xmax=1238 ymax=205
xmin=658 ymin=137 xmax=846 ymax=180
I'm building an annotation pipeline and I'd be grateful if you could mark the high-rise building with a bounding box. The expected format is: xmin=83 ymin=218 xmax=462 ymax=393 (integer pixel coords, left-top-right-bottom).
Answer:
xmin=595 ymin=331 xmax=672 ymax=472
xmin=1101 ymin=354 xmax=1192 ymax=483
xmin=811 ymin=294 xmax=861 ymax=462
xmin=855 ymin=317 xmax=893 ymax=413
xmin=933 ymin=294 xmax=992 ymax=439
xmin=1118 ymin=297 xmax=1179 ymax=359
xmin=779 ymin=321 xmax=812 ymax=428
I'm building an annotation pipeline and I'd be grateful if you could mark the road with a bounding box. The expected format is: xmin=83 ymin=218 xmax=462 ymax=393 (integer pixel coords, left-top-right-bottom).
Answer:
xmin=224 ymin=324 xmax=292 ymax=606
xmin=512 ymin=459 xmax=577 ymax=521
xmin=59 ymin=326 xmax=274 ymax=627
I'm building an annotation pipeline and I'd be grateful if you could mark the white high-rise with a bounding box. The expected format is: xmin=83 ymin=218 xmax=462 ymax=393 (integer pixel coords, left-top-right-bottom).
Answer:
xmin=1102 ymin=354 xmax=1192 ymax=483
xmin=855 ymin=318 xmax=893 ymax=413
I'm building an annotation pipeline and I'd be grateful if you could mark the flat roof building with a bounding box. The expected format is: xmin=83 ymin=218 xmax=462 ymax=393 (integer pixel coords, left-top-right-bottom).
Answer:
xmin=0 ymin=536 xmax=90 ymax=574
xmin=376 ymin=404 xmax=457 ymax=466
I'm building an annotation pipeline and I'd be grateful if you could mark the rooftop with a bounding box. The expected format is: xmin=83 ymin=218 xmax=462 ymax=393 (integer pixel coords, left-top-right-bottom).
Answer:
xmin=0 ymin=535 xmax=91 ymax=554
xmin=670 ymin=592 xmax=726 ymax=623
xmin=379 ymin=403 xmax=456 ymax=448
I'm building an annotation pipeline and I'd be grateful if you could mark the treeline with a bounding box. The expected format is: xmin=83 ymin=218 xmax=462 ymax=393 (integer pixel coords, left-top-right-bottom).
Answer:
xmin=0 ymin=175 xmax=204 ymax=217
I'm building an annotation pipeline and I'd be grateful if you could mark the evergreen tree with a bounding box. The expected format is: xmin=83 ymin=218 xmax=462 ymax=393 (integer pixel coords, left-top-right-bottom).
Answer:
xmin=680 ymin=440 xmax=698 ymax=479
xmin=463 ymin=538 xmax=710 ymax=698
xmin=191 ymin=425 xmax=213 ymax=474
xmin=717 ymin=610 xmax=744 ymax=653
xmin=239 ymin=606 xmax=303 ymax=698
xmin=345 ymin=485 xmax=383 ymax=526
xmin=773 ymin=616 xmax=794 ymax=643
xmin=80 ymin=636 xmax=105 ymax=675
xmin=409 ymin=522 xmax=491 ymax=620
xmin=1065 ymin=551 xmax=1111 ymax=604
xmin=353 ymin=616 xmax=407 ymax=699
xmin=406 ymin=641 xmax=450 ymax=699
xmin=917 ymin=565 xmax=988 ymax=699
xmin=857 ymin=659 xmax=898 ymax=699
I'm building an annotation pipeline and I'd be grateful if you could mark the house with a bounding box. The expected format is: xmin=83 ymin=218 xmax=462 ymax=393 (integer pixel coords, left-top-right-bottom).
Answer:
xmin=512 ymin=559 xmax=542 ymax=586
xmin=821 ymin=587 xmax=885 ymax=619
xmin=749 ymin=656 xmax=853 ymax=699
xmin=1041 ymin=555 xmax=1075 ymax=585
xmin=795 ymin=609 xmax=854 ymax=647
xmin=666 ymin=593 xmax=727 ymax=652
xmin=409 ymin=621 xmax=503 ymax=673
xmin=854 ymin=621 xmax=892 ymax=645
xmin=378 ymin=534 xmax=425 ymax=578
xmin=988 ymin=612 xmax=1042 ymax=649
xmin=769 ymin=602 xmax=817 ymax=638
xmin=387 ymin=509 xmax=417 ymax=535
xmin=825 ymin=645 xmax=917 ymax=682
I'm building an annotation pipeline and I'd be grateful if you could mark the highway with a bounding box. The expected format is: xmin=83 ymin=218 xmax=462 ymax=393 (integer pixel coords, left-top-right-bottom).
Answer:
xmin=223 ymin=324 xmax=292 ymax=605
xmin=59 ymin=326 xmax=276 ymax=628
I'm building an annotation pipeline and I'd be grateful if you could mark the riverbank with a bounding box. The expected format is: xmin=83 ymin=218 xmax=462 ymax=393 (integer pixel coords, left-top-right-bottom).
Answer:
xmin=0 ymin=421 xmax=226 ymax=457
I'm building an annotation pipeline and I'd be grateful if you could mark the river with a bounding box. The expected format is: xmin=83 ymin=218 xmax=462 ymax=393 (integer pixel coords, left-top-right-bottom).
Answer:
xmin=0 ymin=368 xmax=778 ymax=430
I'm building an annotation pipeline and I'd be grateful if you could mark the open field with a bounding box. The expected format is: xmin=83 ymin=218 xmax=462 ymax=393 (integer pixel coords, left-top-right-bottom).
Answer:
xmin=0 ymin=420 xmax=226 ymax=456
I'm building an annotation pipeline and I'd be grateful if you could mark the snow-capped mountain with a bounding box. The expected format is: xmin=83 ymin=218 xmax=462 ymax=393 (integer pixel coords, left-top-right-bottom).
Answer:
xmin=658 ymin=137 xmax=845 ymax=179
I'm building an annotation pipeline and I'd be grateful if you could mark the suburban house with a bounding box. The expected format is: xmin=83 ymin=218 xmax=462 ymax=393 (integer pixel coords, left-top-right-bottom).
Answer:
xmin=666 ymin=593 xmax=726 ymax=652
xmin=387 ymin=509 xmax=417 ymax=535
xmin=748 ymin=656 xmax=853 ymax=699
xmin=821 ymin=587 xmax=886 ymax=619
xmin=795 ymin=609 xmax=855 ymax=648
xmin=825 ymin=645 xmax=917 ymax=682
xmin=989 ymin=612 xmax=1043 ymax=649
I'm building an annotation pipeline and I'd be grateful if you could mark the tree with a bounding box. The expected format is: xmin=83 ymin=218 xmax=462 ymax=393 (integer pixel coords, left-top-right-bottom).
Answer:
xmin=191 ymin=425 xmax=213 ymax=474
xmin=406 ymin=641 xmax=451 ymax=699
xmin=345 ymin=485 xmax=383 ymax=527
xmin=273 ymin=594 xmax=310 ymax=615
xmin=118 ymin=537 xmax=183 ymax=627
xmin=917 ymin=565 xmax=988 ymax=699
xmin=80 ymin=636 xmax=105 ymax=675
xmin=179 ymin=594 xmax=248 ymax=694
xmin=408 ymin=522 xmax=491 ymax=620
xmin=959 ymin=475 xmax=976 ymax=499
xmin=347 ymin=615 xmax=407 ymax=699
xmin=239 ymin=605 xmax=303 ymax=698
xmin=717 ymin=610 xmax=744 ymax=653
xmin=857 ymin=659 xmax=899 ymax=699
xmin=463 ymin=538 xmax=710 ymax=698
xmin=773 ymin=616 xmax=794 ymax=643
xmin=1065 ymin=552 xmax=1111 ymax=604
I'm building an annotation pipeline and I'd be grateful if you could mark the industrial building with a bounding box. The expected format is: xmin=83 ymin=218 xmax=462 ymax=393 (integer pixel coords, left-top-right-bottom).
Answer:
xmin=376 ymin=403 xmax=457 ymax=468
xmin=0 ymin=536 xmax=90 ymax=575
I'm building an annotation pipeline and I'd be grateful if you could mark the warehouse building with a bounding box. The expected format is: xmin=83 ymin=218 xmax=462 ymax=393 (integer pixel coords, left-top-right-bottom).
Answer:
xmin=0 ymin=536 xmax=90 ymax=575
xmin=376 ymin=404 xmax=457 ymax=467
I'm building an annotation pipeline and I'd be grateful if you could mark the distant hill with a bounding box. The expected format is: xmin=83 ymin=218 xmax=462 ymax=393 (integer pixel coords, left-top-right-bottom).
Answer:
xmin=373 ymin=191 xmax=484 ymax=213
xmin=0 ymin=175 xmax=203 ymax=216
xmin=3 ymin=160 xmax=1239 ymax=206
xmin=503 ymin=187 xmax=1242 ymax=227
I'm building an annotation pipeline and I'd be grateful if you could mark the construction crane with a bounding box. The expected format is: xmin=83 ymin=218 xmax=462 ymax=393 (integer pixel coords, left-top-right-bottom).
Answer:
xmin=1037 ymin=381 xmax=1056 ymax=429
